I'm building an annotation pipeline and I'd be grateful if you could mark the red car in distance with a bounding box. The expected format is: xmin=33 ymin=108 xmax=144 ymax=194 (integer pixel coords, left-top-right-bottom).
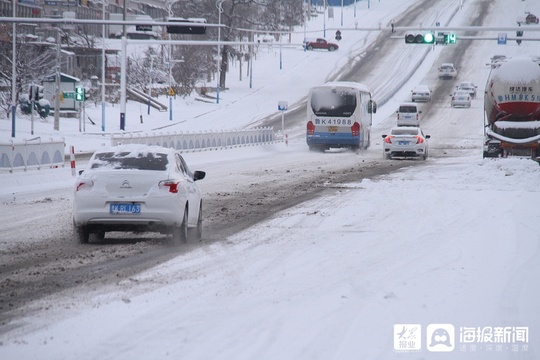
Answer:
xmin=305 ymin=38 xmax=339 ymax=51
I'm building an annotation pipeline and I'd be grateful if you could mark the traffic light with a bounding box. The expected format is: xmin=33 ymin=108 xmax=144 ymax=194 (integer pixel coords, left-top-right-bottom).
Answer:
xmin=444 ymin=33 xmax=457 ymax=44
xmin=166 ymin=18 xmax=206 ymax=35
xmin=405 ymin=33 xmax=435 ymax=44
xmin=75 ymin=87 xmax=85 ymax=102
xmin=28 ymin=84 xmax=43 ymax=101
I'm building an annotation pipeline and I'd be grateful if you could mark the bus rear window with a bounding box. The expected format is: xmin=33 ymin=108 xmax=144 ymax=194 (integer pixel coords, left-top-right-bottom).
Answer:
xmin=310 ymin=89 xmax=357 ymax=117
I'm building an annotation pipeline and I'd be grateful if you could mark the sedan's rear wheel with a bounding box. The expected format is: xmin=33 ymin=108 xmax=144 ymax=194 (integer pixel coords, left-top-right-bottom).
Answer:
xmin=188 ymin=202 xmax=203 ymax=241
xmin=171 ymin=206 xmax=188 ymax=245
xmin=74 ymin=225 xmax=90 ymax=244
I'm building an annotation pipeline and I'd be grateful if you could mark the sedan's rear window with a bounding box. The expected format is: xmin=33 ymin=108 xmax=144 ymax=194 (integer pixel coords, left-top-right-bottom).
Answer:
xmin=90 ymin=151 xmax=168 ymax=171
xmin=391 ymin=129 xmax=419 ymax=136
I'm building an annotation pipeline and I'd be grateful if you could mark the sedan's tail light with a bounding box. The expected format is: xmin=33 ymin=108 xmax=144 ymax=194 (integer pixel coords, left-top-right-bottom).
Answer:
xmin=307 ymin=121 xmax=315 ymax=135
xmin=75 ymin=180 xmax=94 ymax=192
xmin=384 ymin=136 xmax=394 ymax=144
xmin=351 ymin=122 xmax=360 ymax=136
xmin=159 ymin=180 xmax=179 ymax=193
xmin=414 ymin=136 xmax=424 ymax=144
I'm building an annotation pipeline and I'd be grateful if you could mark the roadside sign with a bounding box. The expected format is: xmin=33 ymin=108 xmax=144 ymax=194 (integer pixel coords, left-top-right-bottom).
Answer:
xmin=497 ymin=33 xmax=507 ymax=45
xmin=278 ymin=100 xmax=288 ymax=111
xmin=168 ymin=87 xmax=175 ymax=96
xmin=63 ymin=91 xmax=75 ymax=99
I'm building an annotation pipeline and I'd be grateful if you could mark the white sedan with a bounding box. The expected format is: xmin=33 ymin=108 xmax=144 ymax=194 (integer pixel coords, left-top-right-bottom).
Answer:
xmin=450 ymin=90 xmax=472 ymax=108
xmin=456 ymin=81 xmax=477 ymax=99
xmin=438 ymin=63 xmax=457 ymax=79
xmin=382 ymin=127 xmax=430 ymax=160
xmin=72 ymin=144 xmax=206 ymax=244
xmin=411 ymin=85 xmax=432 ymax=102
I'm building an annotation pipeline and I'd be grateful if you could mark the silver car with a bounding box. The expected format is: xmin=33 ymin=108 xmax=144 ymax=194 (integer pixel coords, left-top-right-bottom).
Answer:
xmin=72 ymin=144 xmax=205 ymax=244
xmin=450 ymin=90 xmax=472 ymax=108
xmin=456 ymin=82 xmax=477 ymax=99
xmin=411 ymin=85 xmax=432 ymax=102
xmin=382 ymin=126 xmax=430 ymax=160
xmin=438 ymin=63 xmax=457 ymax=79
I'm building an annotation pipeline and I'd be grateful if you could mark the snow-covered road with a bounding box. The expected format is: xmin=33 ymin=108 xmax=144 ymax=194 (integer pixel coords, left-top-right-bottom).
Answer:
xmin=1 ymin=0 xmax=539 ymax=359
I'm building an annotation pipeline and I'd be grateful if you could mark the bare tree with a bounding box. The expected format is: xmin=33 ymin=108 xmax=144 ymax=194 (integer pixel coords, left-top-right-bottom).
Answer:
xmin=168 ymin=0 xmax=304 ymax=93
xmin=0 ymin=34 xmax=57 ymax=119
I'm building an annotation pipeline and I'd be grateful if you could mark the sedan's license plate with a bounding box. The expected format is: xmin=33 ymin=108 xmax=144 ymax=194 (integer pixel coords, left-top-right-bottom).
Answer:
xmin=328 ymin=126 xmax=338 ymax=132
xmin=110 ymin=203 xmax=141 ymax=214
xmin=398 ymin=141 xmax=409 ymax=145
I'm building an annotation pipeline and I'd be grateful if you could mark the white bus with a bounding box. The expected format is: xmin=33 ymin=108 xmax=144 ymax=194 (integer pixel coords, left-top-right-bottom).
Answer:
xmin=306 ymin=81 xmax=377 ymax=151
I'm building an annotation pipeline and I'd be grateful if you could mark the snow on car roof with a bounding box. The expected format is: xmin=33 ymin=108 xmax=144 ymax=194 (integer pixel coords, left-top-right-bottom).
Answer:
xmin=96 ymin=144 xmax=172 ymax=154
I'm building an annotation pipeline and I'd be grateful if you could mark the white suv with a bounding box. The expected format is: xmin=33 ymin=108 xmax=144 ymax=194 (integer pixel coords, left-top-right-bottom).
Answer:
xmin=396 ymin=103 xmax=421 ymax=127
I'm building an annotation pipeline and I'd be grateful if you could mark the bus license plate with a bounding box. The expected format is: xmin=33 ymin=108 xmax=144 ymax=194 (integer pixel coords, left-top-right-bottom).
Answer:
xmin=328 ymin=126 xmax=338 ymax=133
xmin=110 ymin=203 xmax=141 ymax=214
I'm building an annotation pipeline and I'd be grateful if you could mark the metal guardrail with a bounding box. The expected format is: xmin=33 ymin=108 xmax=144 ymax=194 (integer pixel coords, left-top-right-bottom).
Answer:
xmin=0 ymin=128 xmax=275 ymax=173
xmin=110 ymin=127 xmax=276 ymax=150
xmin=0 ymin=137 xmax=66 ymax=172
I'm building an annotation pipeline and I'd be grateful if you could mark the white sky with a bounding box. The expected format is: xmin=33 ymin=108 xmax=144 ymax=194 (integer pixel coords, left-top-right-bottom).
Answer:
xmin=1 ymin=0 xmax=540 ymax=359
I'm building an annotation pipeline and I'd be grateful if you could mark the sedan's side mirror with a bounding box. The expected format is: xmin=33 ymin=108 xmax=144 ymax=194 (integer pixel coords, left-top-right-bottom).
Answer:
xmin=78 ymin=170 xmax=84 ymax=175
xmin=382 ymin=135 xmax=387 ymax=138
xmin=425 ymin=135 xmax=431 ymax=139
xmin=193 ymin=170 xmax=206 ymax=181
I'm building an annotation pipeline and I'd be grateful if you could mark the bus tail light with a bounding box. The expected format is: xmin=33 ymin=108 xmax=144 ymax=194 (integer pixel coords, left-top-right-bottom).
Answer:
xmin=307 ymin=121 xmax=315 ymax=135
xmin=351 ymin=122 xmax=360 ymax=136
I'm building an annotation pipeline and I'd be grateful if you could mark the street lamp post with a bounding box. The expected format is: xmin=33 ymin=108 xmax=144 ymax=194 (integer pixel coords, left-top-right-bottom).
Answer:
xmin=11 ymin=0 xmax=16 ymax=137
xmin=323 ymin=0 xmax=326 ymax=38
xmin=147 ymin=55 xmax=155 ymax=115
xmin=101 ymin=0 xmax=109 ymax=132
xmin=341 ymin=0 xmax=344 ymax=27
xmin=54 ymin=28 xmax=61 ymax=131
xmin=167 ymin=59 xmax=184 ymax=121
xmin=216 ymin=0 xmax=225 ymax=104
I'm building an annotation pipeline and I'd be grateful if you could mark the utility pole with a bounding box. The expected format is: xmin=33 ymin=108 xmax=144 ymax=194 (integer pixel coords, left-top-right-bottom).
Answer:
xmin=54 ymin=29 xmax=61 ymax=131
xmin=11 ymin=0 xmax=16 ymax=138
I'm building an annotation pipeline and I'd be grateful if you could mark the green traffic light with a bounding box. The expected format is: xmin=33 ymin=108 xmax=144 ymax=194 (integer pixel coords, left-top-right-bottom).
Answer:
xmin=405 ymin=33 xmax=435 ymax=44
xmin=75 ymin=87 xmax=85 ymax=101
xmin=423 ymin=33 xmax=435 ymax=44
